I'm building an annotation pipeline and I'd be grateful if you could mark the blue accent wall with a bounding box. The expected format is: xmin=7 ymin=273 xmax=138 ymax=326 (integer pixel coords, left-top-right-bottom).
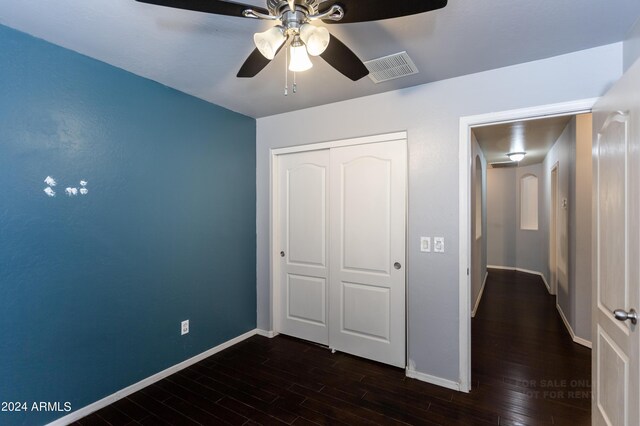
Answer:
xmin=0 ymin=25 xmax=256 ymax=425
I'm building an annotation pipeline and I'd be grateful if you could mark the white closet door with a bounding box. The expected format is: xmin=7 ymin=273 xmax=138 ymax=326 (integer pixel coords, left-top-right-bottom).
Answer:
xmin=329 ymin=140 xmax=407 ymax=367
xmin=278 ymin=150 xmax=330 ymax=345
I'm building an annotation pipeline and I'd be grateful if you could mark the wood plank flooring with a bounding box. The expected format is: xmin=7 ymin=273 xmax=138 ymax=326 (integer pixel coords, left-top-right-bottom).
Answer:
xmin=74 ymin=268 xmax=591 ymax=425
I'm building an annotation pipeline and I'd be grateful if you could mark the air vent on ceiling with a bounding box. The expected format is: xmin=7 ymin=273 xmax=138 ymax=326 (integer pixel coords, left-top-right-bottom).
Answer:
xmin=364 ymin=51 xmax=419 ymax=84
xmin=490 ymin=161 xmax=518 ymax=169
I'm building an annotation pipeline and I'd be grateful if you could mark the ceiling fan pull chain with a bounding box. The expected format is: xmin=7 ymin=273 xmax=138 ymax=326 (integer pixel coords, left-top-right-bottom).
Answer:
xmin=293 ymin=72 xmax=297 ymax=94
xmin=284 ymin=44 xmax=289 ymax=96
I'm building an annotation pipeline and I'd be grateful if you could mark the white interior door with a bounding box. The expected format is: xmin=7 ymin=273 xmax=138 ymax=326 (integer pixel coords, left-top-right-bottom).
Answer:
xmin=592 ymin=60 xmax=640 ymax=426
xmin=278 ymin=150 xmax=330 ymax=345
xmin=329 ymin=140 xmax=407 ymax=368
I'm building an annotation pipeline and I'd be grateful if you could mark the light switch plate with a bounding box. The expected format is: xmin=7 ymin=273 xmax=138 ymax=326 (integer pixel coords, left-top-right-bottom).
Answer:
xmin=420 ymin=237 xmax=431 ymax=252
xmin=181 ymin=320 xmax=189 ymax=335
xmin=434 ymin=237 xmax=445 ymax=253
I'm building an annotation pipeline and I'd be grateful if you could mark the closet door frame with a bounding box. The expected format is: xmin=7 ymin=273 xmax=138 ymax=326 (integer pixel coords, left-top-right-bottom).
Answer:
xmin=270 ymin=131 xmax=408 ymax=364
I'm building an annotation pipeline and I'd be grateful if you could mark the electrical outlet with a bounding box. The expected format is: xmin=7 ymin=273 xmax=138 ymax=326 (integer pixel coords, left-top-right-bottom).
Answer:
xmin=434 ymin=237 xmax=445 ymax=253
xmin=420 ymin=237 xmax=431 ymax=252
xmin=181 ymin=320 xmax=189 ymax=335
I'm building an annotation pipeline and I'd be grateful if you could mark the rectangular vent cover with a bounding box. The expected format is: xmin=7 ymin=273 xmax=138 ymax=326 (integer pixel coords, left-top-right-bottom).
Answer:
xmin=365 ymin=51 xmax=419 ymax=84
xmin=490 ymin=161 xmax=518 ymax=169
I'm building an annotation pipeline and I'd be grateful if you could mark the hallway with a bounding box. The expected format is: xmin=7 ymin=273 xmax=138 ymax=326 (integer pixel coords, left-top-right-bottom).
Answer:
xmin=472 ymin=268 xmax=591 ymax=425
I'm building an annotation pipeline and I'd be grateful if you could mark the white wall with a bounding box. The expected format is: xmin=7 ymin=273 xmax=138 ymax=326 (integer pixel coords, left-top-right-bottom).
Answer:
xmin=624 ymin=17 xmax=640 ymax=72
xmin=257 ymin=43 xmax=621 ymax=384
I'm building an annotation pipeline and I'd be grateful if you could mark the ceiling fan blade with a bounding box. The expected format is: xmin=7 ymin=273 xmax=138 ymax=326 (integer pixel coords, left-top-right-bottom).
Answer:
xmin=319 ymin=34 xmax=368 ymax=81
xmin=320 ymin=0 xmax=447 ymax=24
xmin=135 ymin=0 xmax=268 ymax=18
xmin=237 ymin=48 xmax=274 ymax=78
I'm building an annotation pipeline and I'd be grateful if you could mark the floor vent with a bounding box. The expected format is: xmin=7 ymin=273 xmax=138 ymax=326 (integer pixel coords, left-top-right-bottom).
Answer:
xmin=365 ymin=51 xmax=419 ymax=83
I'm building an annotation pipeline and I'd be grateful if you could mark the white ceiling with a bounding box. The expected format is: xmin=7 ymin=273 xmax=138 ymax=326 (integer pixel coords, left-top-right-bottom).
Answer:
xmin=1 ymin=0 xmax=639 ymax=118
xmin=473 ymin=115 xmax=573 ymax=167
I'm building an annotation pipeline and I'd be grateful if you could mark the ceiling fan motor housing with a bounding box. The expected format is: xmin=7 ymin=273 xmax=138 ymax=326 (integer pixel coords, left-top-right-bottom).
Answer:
xmin=281 ymin=10 xmax=307 ymax=34
xmin=267 ymin=0 xmax=320 ymax=16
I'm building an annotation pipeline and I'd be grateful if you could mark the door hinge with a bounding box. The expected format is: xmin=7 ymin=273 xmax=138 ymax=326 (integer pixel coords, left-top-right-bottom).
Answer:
xmin=467 ymin=268 xmax=469 ymax=276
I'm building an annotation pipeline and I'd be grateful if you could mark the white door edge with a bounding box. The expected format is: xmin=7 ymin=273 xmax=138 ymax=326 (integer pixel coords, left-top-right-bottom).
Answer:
xmin=457 ymin=98 xmax=598 ymax=393
xmin=270 ymin=132 xmax=408 ymax=366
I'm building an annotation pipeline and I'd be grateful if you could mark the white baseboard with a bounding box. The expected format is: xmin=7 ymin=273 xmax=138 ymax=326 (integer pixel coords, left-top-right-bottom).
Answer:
xmin=536 ymin=272 xmax=550 ymax=293
xmin=486 ymin=265 xmax=551 ymax=293
xmin=256 ymin=329 xmax=278 ymax=338
xmin=572 ymin=335 xmax=592 ymax=348
xmin=47 ymin=329 xmax=258 ymax=426
xmin=471 ymin=271 xmax=489 ymax=318
xmin=486 ymin=264 xmax=516 ymax=271
xmin=555 ymin=304 xmax=592 ymax=349
xmin=406 ymin=367 xmax=461 ymax=391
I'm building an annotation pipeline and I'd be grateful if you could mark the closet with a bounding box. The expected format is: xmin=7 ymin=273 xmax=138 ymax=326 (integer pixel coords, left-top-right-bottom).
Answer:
xmin=272 ymin=133 xmax=407 ymax=368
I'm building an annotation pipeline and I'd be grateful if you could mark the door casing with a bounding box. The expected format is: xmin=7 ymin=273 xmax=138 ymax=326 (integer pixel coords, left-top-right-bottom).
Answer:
xmin=458 ymin=99 xmax=598 ymax=392
xmin=550 ymin=163 xmax=559 ymax=296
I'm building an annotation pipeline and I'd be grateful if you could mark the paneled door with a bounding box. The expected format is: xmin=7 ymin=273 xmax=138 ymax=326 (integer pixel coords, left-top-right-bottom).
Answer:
xmin=329 ymin=140 xmax=407 ymax=368
xmin=278 ymin=149 xmax=330 ymax=345
xmin=275 ymin=137 xmax=407 ymax=366
xmin=592 ymin=59 xmax=640 ymax=425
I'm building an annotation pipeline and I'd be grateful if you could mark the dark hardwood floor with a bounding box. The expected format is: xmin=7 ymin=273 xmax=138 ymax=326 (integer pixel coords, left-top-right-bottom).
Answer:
xmin=74 ymin=269 xmax=591 ymax=425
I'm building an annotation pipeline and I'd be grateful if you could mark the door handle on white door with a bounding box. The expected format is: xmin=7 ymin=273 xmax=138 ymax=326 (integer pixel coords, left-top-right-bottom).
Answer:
xmin=394 ymin=262 xmax=401 ymax=270
xmin=280 ymin=251 xmax=285 ymax=258
xmin=613 ymin=309 xmax=637 ymax=325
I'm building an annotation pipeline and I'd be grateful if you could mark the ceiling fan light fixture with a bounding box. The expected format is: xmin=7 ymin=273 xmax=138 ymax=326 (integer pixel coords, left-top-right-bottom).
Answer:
xmin=254 ymin=25 xmax=286 ymax=60
xmin=507 ymin=152 xmax=526 ymax=162
xmin=137 ymin=0 xmax=449 ymax=81
xmin=288 ymin=36 xmax=313 ymax=72
xmin=299 ymin=24 xmax=330 ymax=56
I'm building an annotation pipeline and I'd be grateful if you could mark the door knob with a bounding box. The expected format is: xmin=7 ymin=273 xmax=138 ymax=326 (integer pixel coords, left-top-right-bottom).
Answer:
xmin=280 ymin=251 xmax=285 ymax=258
xmin=613 ymin=308 xmax=637 ymax=325
xmin=394 ymin=262 xmax=401 ymax=270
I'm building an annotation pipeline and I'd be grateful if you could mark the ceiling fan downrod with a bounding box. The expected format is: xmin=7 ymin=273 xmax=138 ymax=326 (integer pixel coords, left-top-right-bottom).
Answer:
xmin=242 ymin=1 xmax=344 ymax=28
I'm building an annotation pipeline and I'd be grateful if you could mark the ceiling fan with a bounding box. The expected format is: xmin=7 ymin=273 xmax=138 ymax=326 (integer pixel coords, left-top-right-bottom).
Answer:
xmin=135 ymin=0 xmax=448 ymax=81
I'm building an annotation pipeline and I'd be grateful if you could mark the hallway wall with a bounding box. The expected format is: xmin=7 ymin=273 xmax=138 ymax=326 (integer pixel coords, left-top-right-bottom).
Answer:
xmin=515 ymin=164 xmax=546 ymax=275
xmin=487 ymin=167 xmax=516 ymax=267
xmin=541 ymin=119 xmax=573 ymax=295
xmin=542 ymin=115 xmax=593 ymax=343
xmin=487 ymin=163 xmax=546 ymax=277
xmin=471 ymin=133 xmax=488 ymax=315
